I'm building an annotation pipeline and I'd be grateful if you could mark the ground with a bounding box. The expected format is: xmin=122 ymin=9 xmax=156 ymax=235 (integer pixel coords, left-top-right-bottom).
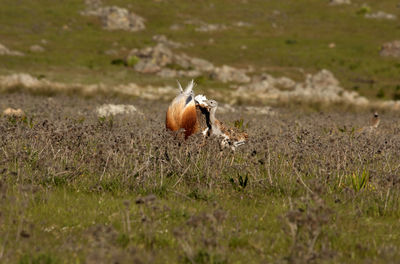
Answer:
xmin=1 ymin=93 xmax=400 ymax=263
xmin=1 ymin=0 xmax=400 ymax=263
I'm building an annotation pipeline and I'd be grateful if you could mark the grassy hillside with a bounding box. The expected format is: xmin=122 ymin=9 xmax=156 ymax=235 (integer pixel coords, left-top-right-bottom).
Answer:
xmin=1 ymin=1 xmax=400 ymax=263
xmin=0 ymin=0 xmax=399 ymax=99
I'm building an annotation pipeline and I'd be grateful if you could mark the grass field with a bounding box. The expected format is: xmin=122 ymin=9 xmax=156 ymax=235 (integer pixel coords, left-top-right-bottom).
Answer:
xmin=1 ymin=0 xmax=400 ymax=263
xmin=1 ymin=93 xmax=400 ymax=263
xmin=0 ymin=0 xmax=399 ymax=98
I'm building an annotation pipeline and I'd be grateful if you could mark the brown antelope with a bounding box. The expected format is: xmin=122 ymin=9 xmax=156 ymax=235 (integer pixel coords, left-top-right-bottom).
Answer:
xmin=166 ymin=80 xmax=199 ymax=139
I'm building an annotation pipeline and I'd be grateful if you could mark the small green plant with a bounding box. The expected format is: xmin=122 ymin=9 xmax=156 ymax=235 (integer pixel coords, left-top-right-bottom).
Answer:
xmin=356 ymin=5 xmax=371 ymax=15
xmin=126 ymin=55 xmax=139 ymax=67
xmin=285 ymin=39 xmax=297 ymax=45
xmin=234 ymin=119 xmax=244 ymax=129
xmin=230 ymin=173 xmax=248 ymax=191
xmin=97 ymin=116 xmax=114 ymax=129
xmin=111 ymin=58 xmax=126 ymax=66
xmin=350 ymin=170 xmax=370 ymax=192
xmin=22 ymin=115 xmax=35 ymax=128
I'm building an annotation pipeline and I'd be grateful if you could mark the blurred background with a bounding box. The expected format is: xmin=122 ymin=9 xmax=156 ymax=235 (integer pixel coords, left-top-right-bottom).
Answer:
xmin=0 ymin=0 xmax=399 ymax=107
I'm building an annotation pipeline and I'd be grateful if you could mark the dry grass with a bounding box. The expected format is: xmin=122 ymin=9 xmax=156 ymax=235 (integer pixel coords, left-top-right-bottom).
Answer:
xmin=0 ymin=93 xmax=400 ymax=263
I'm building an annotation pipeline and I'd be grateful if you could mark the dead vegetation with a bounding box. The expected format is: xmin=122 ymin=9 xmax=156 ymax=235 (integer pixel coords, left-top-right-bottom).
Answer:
xmin=1 ymin=93 xmax=400 ymax=263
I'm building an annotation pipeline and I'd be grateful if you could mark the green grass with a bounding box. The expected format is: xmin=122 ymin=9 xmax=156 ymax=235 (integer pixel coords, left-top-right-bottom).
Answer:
xmin=1 ymin=1 xmax=400 ymax=262
xmin=0 ymin=0 xmax=399 ymax=98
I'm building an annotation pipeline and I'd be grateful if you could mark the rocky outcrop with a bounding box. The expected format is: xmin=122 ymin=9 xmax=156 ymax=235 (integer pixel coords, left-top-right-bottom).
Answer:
xmin=0 ymin=43 xmax=24 ymax=56
xmin=195 ymin=23 xmax=227 ymax=32
xmin=128 ymin=44 xmax=173 ymax=73
xmin=82 ymin=5 xmax=145 ymax=32
xmin=380 ymin=41 xmax=400 ymax=58
xmin=0 ymin=73 xmax=177 ymax=101
xmin=2 ymin=107 xmax=25 ymax=117
xmin=211 ymin=65 xmax=251 ymax=83
xmin=127 ymin=44 xmax=250 ymax=83
xmin=96 ymin=104 xmax=141 ymax=117
xmin=365 ymin=11 xmax=397 ymax=20
xmin=233 ymin=69 xmax=369 ymax=105
xmin=30 ymin=45 xmax=45 ymax=53
xmin=329 ymin=0 xmax=351 ymax=5
xmin=216 ymin=103 xmax=275 ymax=116
xmin=152 ymin=35 xmax=183 ymax=48
xmin=84 ymin=0 xmax=102 ymax=9
xmin=2 ymin=72 xmax=400 ymax=110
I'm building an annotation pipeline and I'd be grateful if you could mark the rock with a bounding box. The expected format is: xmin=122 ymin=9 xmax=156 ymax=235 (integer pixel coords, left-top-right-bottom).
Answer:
xmin=244 ymin=106 xmax=275 ymax=115
xmin=96 ymin=104 xmax=140 ymax=117
xmin=251 ymin=74 xmax=296 ymax=90
xmin=377 ymin=100 xmax=400 ymax=111
xmin=2 ymin=108 xmax=25 ymax=117
xmin=84 ymin=0 xmax=102 ymax=9
xmin=195 ymin=23 xmax=227 ymax=32
xmin=365 ymin=11 xmax=397 ymax=20
xmin=157 ymin=68 xmax=178 ymax=78
xmin=1 ymin=73 xmax=42 ymax=87
xmin=307 ymin=69 xmax=340 ymax=88
xmin=179 ymin=70 xmax=202 ymax=78
xmin=133 ymin=60 xmax=161 ymax=73
xmin=211 ymin=65 xmax=251 ymax=83
xmin=234 ymin=69 xmax=368 ymax=106
xmin=152 ymin=35 xmax=182 ymax=48
xmin=169 ymin=24 xmax=182 ymax=31
xmin=233 ymin=21 xmax=252 ymax=27
xmin=104 ymin=49 xmax=118 ymax=56
xmin=0 ymin=72 xmax=179 ymax=101
xmin=157 ymin=69 xmax=202 ymax=78
xmin=329 ymin=0 xmax=351 ymax=5
xmin=128 ymin=43 xmax=173 ymax=73
xmin=127 ymin=44 xmax=215 ymax=75
xmin=0 ymin=43 xmax=24 ymax=56
xmin=127 ymin=43 xmax=252 ymax=82
xmin=83 ymin=6 xmax=145 ymax=32
xmin=380 ymin=40 xmax=400 ymax=58
xmin=186 ymin=56 xmax=215 ymax=72
xmin=30 ymin=45 xmax=45 ymax=52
